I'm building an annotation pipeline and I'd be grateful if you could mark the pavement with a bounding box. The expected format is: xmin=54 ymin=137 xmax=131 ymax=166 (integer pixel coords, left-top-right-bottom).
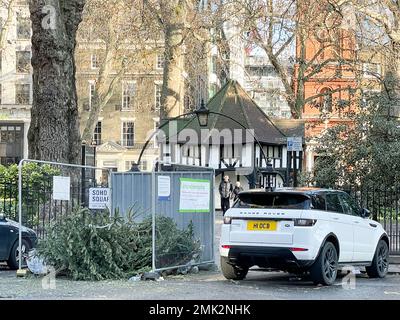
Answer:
xmin=0 ymin=211 xmax=399 ymax=300
xmin=0 ymin=266 xmax=400 ymax=300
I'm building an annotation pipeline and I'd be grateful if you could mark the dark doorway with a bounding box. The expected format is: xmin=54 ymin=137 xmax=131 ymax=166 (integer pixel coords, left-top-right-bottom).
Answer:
xmin=0 ymin=124 xmax=24 ymax=165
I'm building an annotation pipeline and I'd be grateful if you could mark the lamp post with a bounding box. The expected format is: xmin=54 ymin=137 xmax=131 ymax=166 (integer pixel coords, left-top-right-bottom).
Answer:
xmin=263 ymin=160 xmax=278 ymax=191
xmin=196 ymin=100 xmax=209 ymax=127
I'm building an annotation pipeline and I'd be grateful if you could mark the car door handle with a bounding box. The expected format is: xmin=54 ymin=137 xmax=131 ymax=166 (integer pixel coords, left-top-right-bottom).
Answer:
xmin=353 ymin=221 xmax=360 ymax=224
xmin=9 ymin=230 xmax=14 ymax=233
xmin=332 ymin=217 xmax=340 ymax=221
xmin=369 ymin=223 xmax=377 ymax=228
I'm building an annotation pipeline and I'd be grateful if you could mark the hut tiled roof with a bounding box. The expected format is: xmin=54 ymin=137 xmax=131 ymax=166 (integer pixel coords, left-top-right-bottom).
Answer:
xmin=162 ymin=80 xmax=287 ymax=145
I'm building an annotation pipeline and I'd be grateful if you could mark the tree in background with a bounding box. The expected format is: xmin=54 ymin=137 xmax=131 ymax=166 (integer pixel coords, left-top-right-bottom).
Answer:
xmin=229 ymin=0 xmax=360 ymax=118
xmin=0 ymin=0 xmax=15 ymax=51
xmin=336 ymin=0 xmax=400 ymax=115
xmin=29 ymin=0 xmax=85 ymax=163
xmin=79 ymin=0 xmax=161 ymax=143
xmin=142 ymin=0 xmax=224 ymax=118
xmin=310 ymin=86 xmax=400 ymax=188
xmin=307 ymin=1 xmax=400 ymax=187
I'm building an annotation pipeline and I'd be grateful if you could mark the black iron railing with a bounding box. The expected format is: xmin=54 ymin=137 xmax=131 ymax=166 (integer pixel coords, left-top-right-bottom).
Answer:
xmin=344 ymin=186 xmax=400 ymax=255
xmin=0 ymin=178 xmax=105 ymax=240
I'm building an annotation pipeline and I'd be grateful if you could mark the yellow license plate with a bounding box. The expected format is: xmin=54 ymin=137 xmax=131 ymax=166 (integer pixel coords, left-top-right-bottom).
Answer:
xmin=247 ymin=220 xmax=277 ymax=231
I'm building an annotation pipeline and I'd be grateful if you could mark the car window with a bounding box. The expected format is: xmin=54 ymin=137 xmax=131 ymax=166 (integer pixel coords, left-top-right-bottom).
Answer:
xmin=325 ymin=193 xmax=344 ymax=214
xmin=339 ymin=192 xmax=359 ymax=216
xmin=311 ymin=194 xmax=326 ymax=211
xmin=234 ymin=193 xmax=311 ymax=209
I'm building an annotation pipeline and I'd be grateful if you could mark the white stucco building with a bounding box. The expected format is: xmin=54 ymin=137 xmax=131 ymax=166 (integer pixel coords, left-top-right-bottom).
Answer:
xmin=0 ymin=0 xmax=31 ymax=164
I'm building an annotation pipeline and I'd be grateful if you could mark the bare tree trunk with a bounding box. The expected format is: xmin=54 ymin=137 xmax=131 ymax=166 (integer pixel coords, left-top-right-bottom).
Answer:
xmin=29 ymin=0 xmax=85 ymax=163
xmin=161 ymin=24 xmax=185 ymax=118
xmin=160 ymin=0 xmax=187 ymax=118
xmin=294 ymin=31 xmax=307 ymax=119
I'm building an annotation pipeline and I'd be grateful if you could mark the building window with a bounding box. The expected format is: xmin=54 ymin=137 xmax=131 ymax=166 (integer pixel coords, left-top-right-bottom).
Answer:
xmin=320 ymin=88 xmax=333 ymax=113
xmin=15 ymin=84 xmax=30 ymax=104
xmin=122 ymin=122 xmax=135 ymax=147
xmin=139 ymin=160 xmax=148 ymax=171
xmin=17 ymin=17 xmax=31 ymax=40
xmin=91 ymin=54 xmax=99 ymax=69
xmin=363 ymin=63 xmax=381 ymax=78
xmin=211 ymin=55 xmax=217 ymax=74
xmin=153 ymin=119 xmax=160 ymax=148
xmin=16 ymin=51 xmax=31 ymax=73
xmin=125 ymin=161 xmax=134 ymax=171
xmin=0 ymin=125 xmax=24 ymax=166
xmin=93 ymin=121 xmax=102 ymax=146
xmin=125 ymin=160 xmax=147 ymax=171
xmin=154 ymin=83 xmax=162 ymax=112
xmin=156 ymin=53 xmax=164 ymax=70
xmin=122 ymin=82 xmax=135 ymax=111
xmin=89 ymin=81 xmax=96 ymax=110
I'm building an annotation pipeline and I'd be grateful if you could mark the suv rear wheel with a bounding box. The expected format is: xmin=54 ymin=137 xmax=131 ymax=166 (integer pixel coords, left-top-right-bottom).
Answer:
xmin=366 ymin=240 xmax=389 ymax=278
xmin=220 ymin=256 xmax=248 ymax=280
xmin=310 ymin=241 xmax=338 ymax=286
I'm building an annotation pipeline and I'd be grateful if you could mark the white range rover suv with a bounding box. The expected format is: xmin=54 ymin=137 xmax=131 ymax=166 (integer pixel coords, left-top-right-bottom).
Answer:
xmin=220 ymin=188 xmax=390 ymax=285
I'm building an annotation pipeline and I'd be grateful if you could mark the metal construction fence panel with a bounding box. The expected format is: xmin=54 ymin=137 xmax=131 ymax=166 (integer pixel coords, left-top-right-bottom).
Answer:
xmin=112 ymin=170 xmax=215 ymax=272
xmin=14 ymin=160 xmax=111 ymax=239
xmin=13 ymin=159 xmax=112 ymax=270
xmin=345 ymin=186 xmax=400 ymax=255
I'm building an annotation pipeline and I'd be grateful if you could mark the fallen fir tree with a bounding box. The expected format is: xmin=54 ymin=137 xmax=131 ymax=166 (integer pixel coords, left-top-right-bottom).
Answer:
xmin=37 ymin=207 xmax=201 ymax=281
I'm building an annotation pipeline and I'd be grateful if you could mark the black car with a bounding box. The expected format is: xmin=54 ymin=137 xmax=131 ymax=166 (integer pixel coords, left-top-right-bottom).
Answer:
xmin=0 ymin=213 xmax=37 ymax=269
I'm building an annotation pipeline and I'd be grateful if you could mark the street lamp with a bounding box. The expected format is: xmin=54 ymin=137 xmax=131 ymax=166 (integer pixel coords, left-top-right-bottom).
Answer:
xmin=195 ymin=100 xmax=210 ymax=127
xmin=263 ymin=160 xmax=278 ymax=191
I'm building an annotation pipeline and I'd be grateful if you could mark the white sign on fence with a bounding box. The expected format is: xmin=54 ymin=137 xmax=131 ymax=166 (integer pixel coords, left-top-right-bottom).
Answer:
xmin=179 ymin=178 xmax=210 ymax=213
xmin=158 ymin=176 xmax=171 ymax=201
xmin=287 ymin=137 xmax=303 ymax=152
xmin=89 ymin=188 xmax=111 ymax=209
xmin=53 ymin=176 xmax=71 ymax=201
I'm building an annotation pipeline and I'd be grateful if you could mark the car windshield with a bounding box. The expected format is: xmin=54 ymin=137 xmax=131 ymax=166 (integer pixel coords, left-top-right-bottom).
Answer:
xmin=233 ymin=192 xmax=311 ymax=209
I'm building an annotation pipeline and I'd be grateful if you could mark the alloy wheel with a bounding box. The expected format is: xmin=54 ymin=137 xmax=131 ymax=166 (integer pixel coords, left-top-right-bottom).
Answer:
xmin=15 ymin=243 xmax=27 ymax=266
xmin=377 ymin=244 xmax=389 ymax=275
xmin=323 ymin=246 xmax=337 ymax=282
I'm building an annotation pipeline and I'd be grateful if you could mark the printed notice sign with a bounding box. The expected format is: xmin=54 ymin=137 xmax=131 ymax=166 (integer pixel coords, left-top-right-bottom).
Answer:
xmin=179 ymin=178 xmax=210 ymax=213
xmin=53 ymin=176 xmax=71 ymax=201
xmin=158 ymin=176 xmax=171 ymax=201
xmin=287 ymin=137 xmax=303 ymax=152
xmin=89 ymin=188 xmax=111 ymax=209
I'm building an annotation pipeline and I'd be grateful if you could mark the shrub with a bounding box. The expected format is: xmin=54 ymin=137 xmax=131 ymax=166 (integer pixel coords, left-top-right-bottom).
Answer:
xmin=37 ymin=207 xmax=201 ymax=281
xmin=0 ymin=163 xmax=61 ymax=222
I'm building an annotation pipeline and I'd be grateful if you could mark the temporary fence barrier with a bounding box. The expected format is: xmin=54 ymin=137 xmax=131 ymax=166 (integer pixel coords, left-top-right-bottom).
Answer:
xmin=17 ymin=159 xmax=112 ymax=270
xmin=112 ymin=164 xmax=215 ymax=272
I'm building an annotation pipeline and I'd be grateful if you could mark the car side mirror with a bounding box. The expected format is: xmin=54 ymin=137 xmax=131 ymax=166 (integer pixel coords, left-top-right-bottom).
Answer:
xmin=0 ymin=212 xmax=5 ymax=221
xmin=360 ymin=208 xmax=370 ymax=219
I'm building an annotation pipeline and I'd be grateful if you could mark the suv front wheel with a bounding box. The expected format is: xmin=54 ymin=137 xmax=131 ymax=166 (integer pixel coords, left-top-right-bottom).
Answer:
xmin=220 ymin=256 xmax=248 ymax=280
xmin=310 ymin=241 xmax=338 ymax=286
xmin=7 ymin=239 xmax=30 ymax=270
